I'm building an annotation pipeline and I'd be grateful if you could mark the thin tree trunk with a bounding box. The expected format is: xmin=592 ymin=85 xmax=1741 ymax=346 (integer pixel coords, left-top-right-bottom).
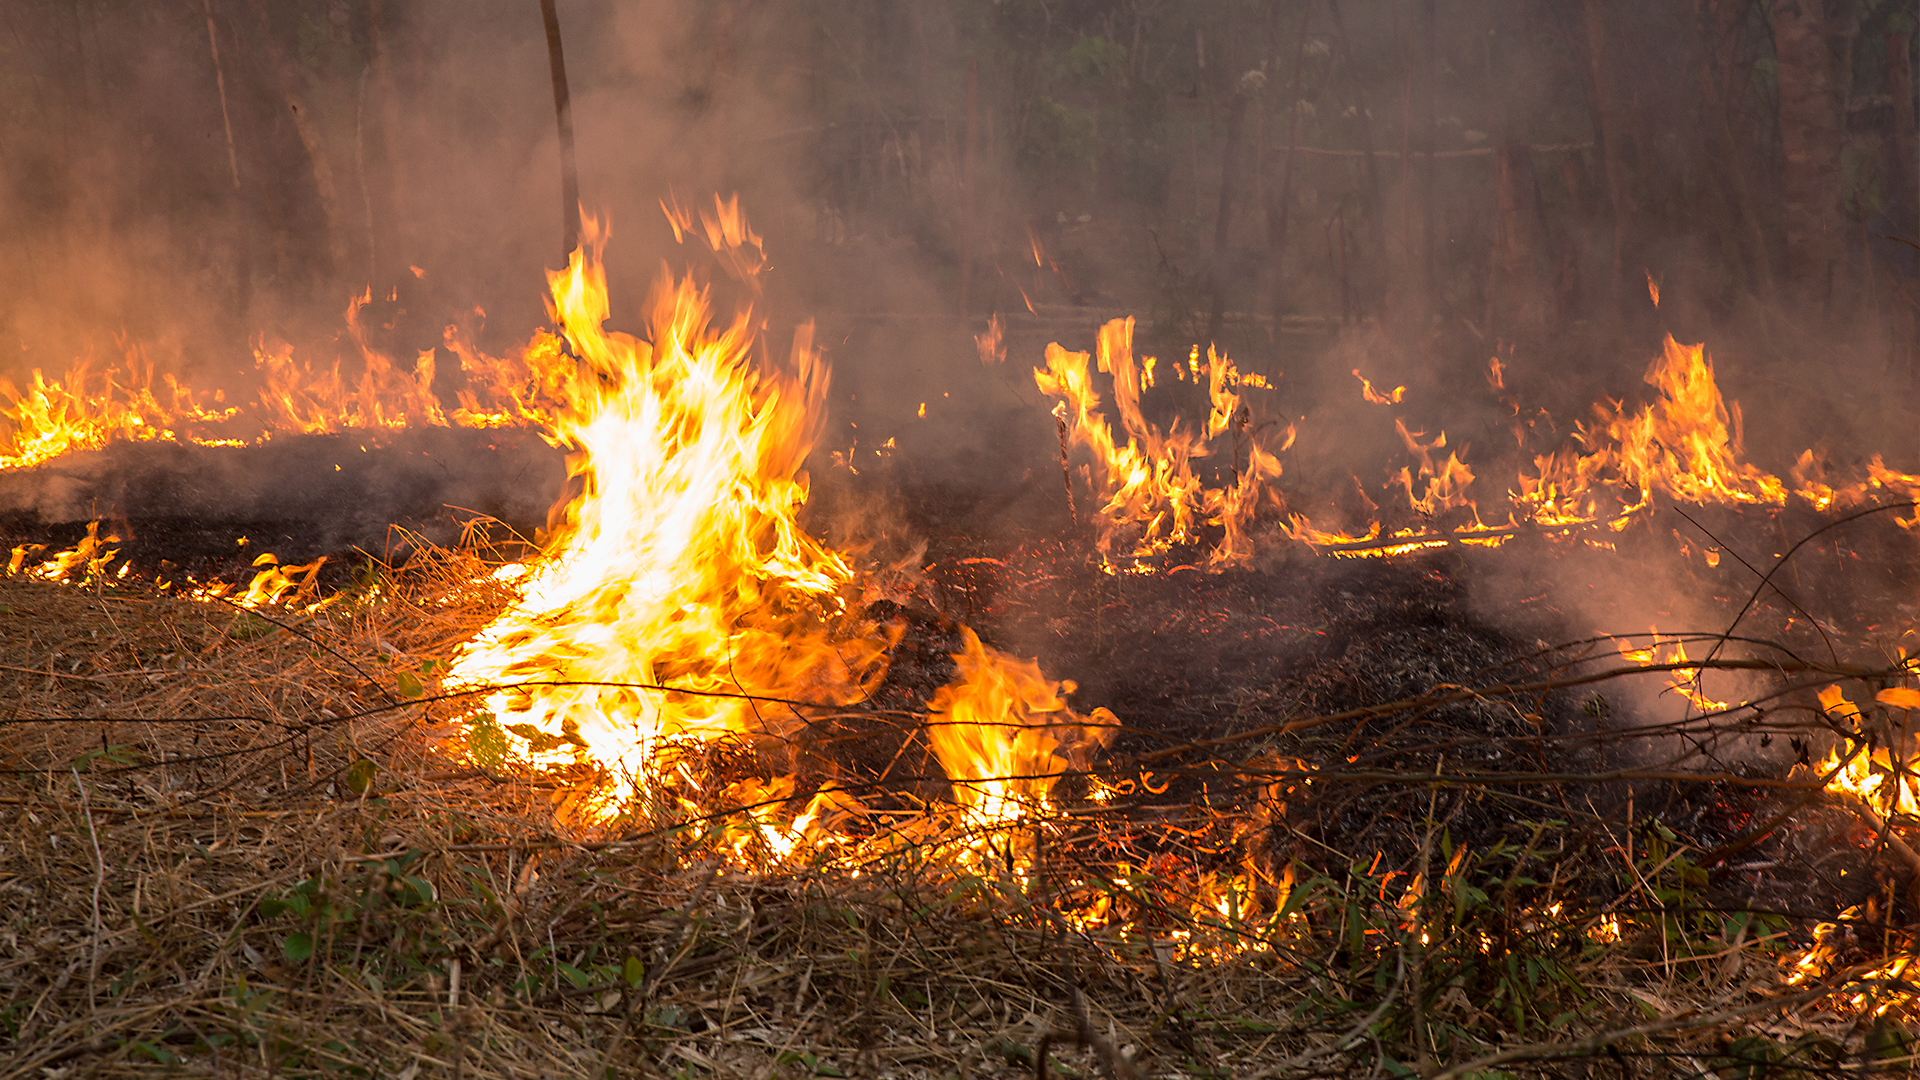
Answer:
xmin=959 ymin=57 xmax=979 ymax=314
xmin=243 ymin=0 xmax=345 ymax=279
xmin=1420 ymin=0 xmax=1436 ymax=318
xmin=1697 ymin=0 xmax=1776 ymax=298
xmin=1206 ymin=90 xmax=1250 ymax=346
xmin=201 ymin=0 xmax=249 ymax=323
xmin=1582 ymin=0 xmax=1632 ymax=313
xmin=1326 ymin=0 xmax=1386 ymax=315
xmin=1888 ymin=31 xmax=1916 ymax=244
xmin=539 ymin=0 xmax=581 ymax=260
xmin=1265 ymin=0 xmax=1313 ymax=345
xmin=365 ymin=0 xmax=407 ymax=279
xmin=1771 ymin=0 xmax=1845 ymax=310
xmin=1393 ymin=1 xmax=1415 ymax=323
xmin=1329 ymin=208 xmax=1352 ymax=325
xmin=1489 ymin=140 xmax=1545 ymax=343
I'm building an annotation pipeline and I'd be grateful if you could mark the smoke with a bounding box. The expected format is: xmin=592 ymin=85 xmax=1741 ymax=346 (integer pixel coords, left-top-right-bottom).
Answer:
xmin=2 ymin=1 xmax=1915 ymax=663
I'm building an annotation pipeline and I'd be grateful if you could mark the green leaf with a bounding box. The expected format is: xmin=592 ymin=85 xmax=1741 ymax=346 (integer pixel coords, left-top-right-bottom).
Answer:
xmin=283 ymin=932 xmax=314 ymax=962
xmin=467 ymin=717 xmax=509 ymax=767
xmin=345 ymin=759 xmax=378 ymax=796
xmin=557 ymin=962 xmax=592 ymax=990
xmin=623 ymin=956 xmax=646 ymax=988
xmin=127 ymin=1040 xmax=178 ymax=1065
xmin=396 ymin=671 xmax=425 ymax=699
xmin=505 ymin=723 xmax=568 ymax=753
xmin=401 ymin=875 xmax=434 ymax=905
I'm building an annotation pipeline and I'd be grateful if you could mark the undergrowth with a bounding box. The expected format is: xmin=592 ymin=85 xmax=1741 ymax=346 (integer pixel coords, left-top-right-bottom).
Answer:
xmin=2 ymin=536 xmax=1919 ymax=1077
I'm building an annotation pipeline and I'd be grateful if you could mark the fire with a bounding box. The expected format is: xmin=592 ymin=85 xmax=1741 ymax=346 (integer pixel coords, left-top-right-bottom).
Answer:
xmin=427 ymin=204 xmax=1122 ymax=832
xmin=1807 ymin=683 xmax=1920 ymax=818
xmin=925 ymin=628 xmax=1115 ymax=834
xmin=1616 ymin=631 xmax=1732 ymax=713
xmin=0 ymin=346 xmax=242 ymax=470
xmin=1054 ymin=328 xmax=1913 ymax=564
xmin=1353 ymin=369 xmax=1406 ymax=405
xmin=445 ymin=211 xmax=894 ymax=821
xmin=0 ymin=296 xmax=591 ymax=473
xmin=1033 ymin=317 xmax=1288 ymax=569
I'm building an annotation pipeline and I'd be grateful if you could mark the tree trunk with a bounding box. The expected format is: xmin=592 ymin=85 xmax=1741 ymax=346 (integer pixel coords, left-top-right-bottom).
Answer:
xmin=1888 ymin=31 xmax=1916 ymax=245
xmin=1697 ymin=0 xmax=1776 ymax=298
xmin=1264 ymin=1 xmax=1313 ymax=347
xmin=365 ymin=0 xmax=409 ymax=278
xmin=1326 ymin=0 xmax=1386 ymax=315
xmin=539 ymin=0 xmax=581 ymax=260
xmin=1420 ymin=0 xmax=1436 ymax=318
xmin=201 ymin=0 xmax=250 ymax=325
xmin=1489 ymin=140 xmax=1545 ymax=344
xmin=1582 ymin=0 xmax=1634 ymax=313
xmin=959 ymin=57 xmax=978 ymax=313
xmin=1206 ymin=90 xmax=1250 ymax=347
xmin=243 ymin=0 xmax=346 ymax=280
xmin=1770 ymin=0 xmax=1846 ymax=309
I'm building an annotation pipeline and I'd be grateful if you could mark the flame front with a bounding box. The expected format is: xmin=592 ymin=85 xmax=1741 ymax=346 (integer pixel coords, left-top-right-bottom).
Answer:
xmin=446 ymin=213 xmax=891 ymax=820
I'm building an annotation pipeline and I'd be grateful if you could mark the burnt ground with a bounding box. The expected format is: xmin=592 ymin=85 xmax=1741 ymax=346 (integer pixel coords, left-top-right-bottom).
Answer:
xmin=0 ymin=429 xmax=565 ymax=586
xmin=824 ymin=468 xmax=1920 ymax=929
xmin=4 ymin=442 xmax=1920 ymax=928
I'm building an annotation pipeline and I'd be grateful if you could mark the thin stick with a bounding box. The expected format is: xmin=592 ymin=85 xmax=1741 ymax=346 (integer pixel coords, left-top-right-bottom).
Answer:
xmin=539 ymin=0 xmax=581 ymax=259
xmin=1053 ymin=403 xmax=1077 ymax=526
xmin=74 ymin=768 xmax=106 ymax=1013
xmin=201 ymin=0 xmax=240 ymax=193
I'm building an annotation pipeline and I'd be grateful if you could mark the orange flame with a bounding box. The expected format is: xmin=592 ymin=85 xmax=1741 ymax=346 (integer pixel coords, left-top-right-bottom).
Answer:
xmin=1033 ymin=318 xmax=1284 ymax=568
xmin=445 ymin=212 xmax=894 ymax=820
xmin=926 ymin=628 xmax=1115 ymax=836
xmin=1353 ymin=369 xmax=1407 ymax=405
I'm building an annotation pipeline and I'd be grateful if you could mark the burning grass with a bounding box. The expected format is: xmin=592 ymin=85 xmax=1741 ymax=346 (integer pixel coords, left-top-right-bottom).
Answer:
xmin=6 ymin=529 xmax=1920 ymax=1078
xmin=11 ymin=197 xmax=1920 ymax=1077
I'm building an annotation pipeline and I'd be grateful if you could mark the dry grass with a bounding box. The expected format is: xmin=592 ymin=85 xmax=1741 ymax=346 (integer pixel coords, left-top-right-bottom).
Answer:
xmin=2 ymin=541 xmax=1919 ymax=1078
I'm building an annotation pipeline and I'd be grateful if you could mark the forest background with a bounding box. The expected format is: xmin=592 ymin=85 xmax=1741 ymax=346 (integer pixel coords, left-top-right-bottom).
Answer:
xmin=0 ymin=0 xmax=1915 ymax=486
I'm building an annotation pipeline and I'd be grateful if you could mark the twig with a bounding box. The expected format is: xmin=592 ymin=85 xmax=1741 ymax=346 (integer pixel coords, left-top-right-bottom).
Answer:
xmin=73 ymin=767 xmax=106 ymax=1013
xmin=1054 ymin=403 xmax=1078 ymax=527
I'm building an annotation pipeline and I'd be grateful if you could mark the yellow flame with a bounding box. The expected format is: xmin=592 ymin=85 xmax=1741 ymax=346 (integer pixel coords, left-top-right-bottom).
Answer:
xmin=1033 ymin=319 xmax=1283 ymax=569
xmin=446 ymin=212 xmax=894 ymax=820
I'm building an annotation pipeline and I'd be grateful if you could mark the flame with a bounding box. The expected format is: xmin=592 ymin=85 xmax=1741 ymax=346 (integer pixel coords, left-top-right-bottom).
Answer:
xmin=1353 ymin=369 xmax=1407 ymax=405
xmin=1284 ymin=336 xmax=1823 ymax=559
xmin=975 ymin=315 xmax=1005 ymax=366
xmin=0 ymin=280 xmax=614 ymax=469
xmin=11 ymin=521 xmax=119 ymax=581
xmin=1808 ymin=684 xmax=1920 ymax=817
xmin=925 ymin=627 xmax=1115 ymax=838
xmin=0 ymin=346 xmax=242 ymax=470
xmin=1616 ymin=631 xmax=1731 ymax=713
xmin=445 ymin=212 xmax=896 ymax=821
xmin=1033 ymin=318 xmax=1284 ymax=568
xmin=1519 ymin=337 xmax=1786 ymax=525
